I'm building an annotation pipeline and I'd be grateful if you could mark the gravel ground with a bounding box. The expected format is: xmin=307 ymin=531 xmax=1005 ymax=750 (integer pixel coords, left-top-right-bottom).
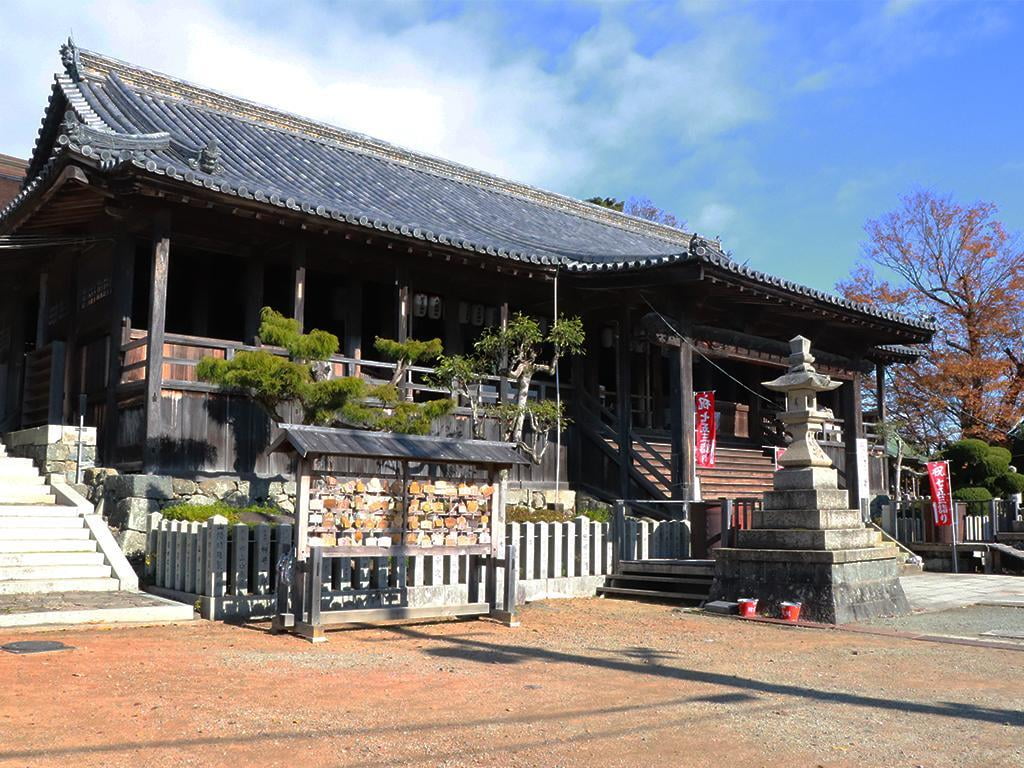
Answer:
xmin=1 ymin=598 xmax=1021 ymax=768
xmin=859 ymin=605 xmax=1024 ymax=641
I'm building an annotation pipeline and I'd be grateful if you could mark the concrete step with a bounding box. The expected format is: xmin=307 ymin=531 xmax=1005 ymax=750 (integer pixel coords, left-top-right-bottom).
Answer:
xmin=0 ymin=505 xmax=80 ymax=516
xmin=0 ymin=577 xmax=119 ymax=595
xmin=597 ymin=585 xmax=707 ymax=601
xmin=0 ymin=515 xmax=85 ymax=529
xmin=0 ymin=563 xmax=113 ymax=581
xmin=0 ymin=457 xmax=37 ymax=474
xmin=0 ymin=551 xmax=104 ymax=567
xmin=0 ymin=592 xmax=195 ymax=628
xmin=0 ymin=491 xmax=55 ymax=505
xmin=0 ymin=474 xmax=45 ymax=486
xmin=0 ymin=538 xmax=97 ymax=553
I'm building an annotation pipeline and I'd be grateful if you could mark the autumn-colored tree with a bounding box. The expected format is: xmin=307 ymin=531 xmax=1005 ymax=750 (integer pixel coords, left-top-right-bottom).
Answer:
xmin=586 ymin=195 xmax=684 ymax=228
xmin=838 ymin=190 xmax=1024 ymax=450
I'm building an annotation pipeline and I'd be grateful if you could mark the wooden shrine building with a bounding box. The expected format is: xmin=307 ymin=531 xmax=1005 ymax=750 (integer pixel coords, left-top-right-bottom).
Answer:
xmin=0 ymin=42 xmax=934 ymax=510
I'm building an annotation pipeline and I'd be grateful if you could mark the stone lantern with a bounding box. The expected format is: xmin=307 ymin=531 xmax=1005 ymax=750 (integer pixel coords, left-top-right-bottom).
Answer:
xmin=706 ymin=335 xmax=909 ymax=624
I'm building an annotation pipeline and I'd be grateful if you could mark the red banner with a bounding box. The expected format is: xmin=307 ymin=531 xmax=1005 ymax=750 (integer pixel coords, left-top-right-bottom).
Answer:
xmin=695 ymin=391 xmax=716 ymax=468
xmin=926 ymin=460 xmax=954 ymax=526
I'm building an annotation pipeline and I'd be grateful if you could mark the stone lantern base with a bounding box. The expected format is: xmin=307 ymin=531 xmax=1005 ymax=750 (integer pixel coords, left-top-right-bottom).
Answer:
xmin=708 ymin=473 xmax=910 ymax=624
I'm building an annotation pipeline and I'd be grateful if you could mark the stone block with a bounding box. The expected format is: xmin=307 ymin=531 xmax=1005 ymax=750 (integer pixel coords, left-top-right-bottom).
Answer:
xmin=110 ymin=497 xmax=161 ymax=531
xmin=736 ymin=527 xmax=881 ymax=551
xmin=198 ymin=477 xmax=237 ymax=499
xmin=45 ymin=443 xmax=71 ymax=461
xmin=171 ymin=477 xmax=198 ymax=496
xmin=773 ymin=466 xmax=838 ymax=491
xmin=236 ymin=480 xmax=251 ymax=498
xmin=115 ymin=528 xmax=148 ymax=559
xmin=708 ymin=553 xmax=909 ymax=623
xmin=83 ymin=467 xmax=117 ymax=486
xmin=763 ymin=488 xmax=850 ymax=511
xmin=283 ymin=481 xmax=297 ymax=496
xmin=751 ymin=507 xmax=863 ymax=530
xmin=105 ymin=474 xmax=174 ymax=500
xmin=183 ymin=494 xmax=217 ymax=506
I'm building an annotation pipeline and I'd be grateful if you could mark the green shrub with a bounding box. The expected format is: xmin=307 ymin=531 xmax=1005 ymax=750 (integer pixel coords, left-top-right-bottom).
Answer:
xmin=579 ymin=506 xmax=611 ymax=523
xmin=161 ymin=502 xmax=283 ymax=526
xmin=994 ymin=471 xmax=1024 ymax=496
xmin=983 ymin=446 xmax=1012 ymax=478
xmin=951 ymin=486 xmax=992 ymax=502
xmin=505 ymin=505 xmax=572 ymax=523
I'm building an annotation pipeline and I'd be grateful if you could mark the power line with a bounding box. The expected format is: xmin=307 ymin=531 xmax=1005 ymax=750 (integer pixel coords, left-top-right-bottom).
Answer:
xmin=640 ymin=296 xmax=778 ymax=407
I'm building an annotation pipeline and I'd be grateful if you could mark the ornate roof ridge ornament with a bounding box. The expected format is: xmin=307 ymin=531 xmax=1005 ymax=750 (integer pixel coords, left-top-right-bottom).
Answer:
xmin=762 ymin=335 xmax=842 ymax=470
xmin=188 ymin=138 xmax=223 ymax=175
xmin=60 ymin=37 xmax=82 ymax=81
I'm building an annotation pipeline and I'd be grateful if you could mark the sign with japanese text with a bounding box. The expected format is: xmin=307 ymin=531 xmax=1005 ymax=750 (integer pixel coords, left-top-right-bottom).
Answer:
xmin=695 ymin=391 xmax=716 ymax=468
xmin=926 ymin=460 xmax=954 ymax=527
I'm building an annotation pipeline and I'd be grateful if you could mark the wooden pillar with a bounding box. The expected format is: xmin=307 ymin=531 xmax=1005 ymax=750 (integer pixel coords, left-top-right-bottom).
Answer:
xmin=395 ymin=264 xmax=411 ymax=342
xmin=669 ymin=314 xmax=696 ymax=500
xmin=875 ymin=363 xmax=887 ymax=422
xmin=105 ymin=234 xmax=135 ymax=462
xmin=62 ymin=251 xmax=81 ymax=423
xmin=499 ymin=301 xmax=510 ymax=404
xmin=443 ymin=291 xmax=462 ymax=355
xmin=144 ymin=216 xmax=170 ymax=473
xmin=842 ymin=370 xmax=865 ymax=510
xmin=243 ymin=253 xmax=264 ymax=344
xmin=34 ymin=272 xmax=48 ymax=349
xmin=292 ymin=244 xmax=306 ymax=331
xmin=616 ymin=306 xmax=632 ymax=500
xmin=345 ymin=278 xmax=363 ymax=357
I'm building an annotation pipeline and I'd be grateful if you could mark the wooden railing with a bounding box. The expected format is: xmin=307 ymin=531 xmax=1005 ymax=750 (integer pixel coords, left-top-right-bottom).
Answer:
xmin=119 ymin=331 xmax=565 ymax=407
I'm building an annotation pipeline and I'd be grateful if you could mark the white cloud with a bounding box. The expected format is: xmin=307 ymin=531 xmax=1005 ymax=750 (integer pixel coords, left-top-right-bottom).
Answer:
xmin=0 ymin=0 xmax=768 ymax=201
xmin=695 ymin=202 xmax=737 ymax=235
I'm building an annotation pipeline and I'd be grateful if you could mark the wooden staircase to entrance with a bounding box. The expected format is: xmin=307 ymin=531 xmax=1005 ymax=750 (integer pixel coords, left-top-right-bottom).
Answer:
xmin=630 ymin=440 xmax=776 ymax=500
xmin=597 ymin=559 xmax=715 ymax=603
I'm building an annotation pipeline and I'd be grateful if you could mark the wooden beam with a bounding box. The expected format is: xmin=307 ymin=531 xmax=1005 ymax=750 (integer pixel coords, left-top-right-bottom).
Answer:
xmin=105 ymin=233 xmax=135 ymax=463
xmin=144 ymin=214 xmax=170 ymax=473
xmin=292 ymin=244 xmax=306 ymax=331
xmin=345 ymin=277 xmax=363 ymax=365
xmin=616 ymin=306 xmax=632 ymax=500
xmin=243 ymin=251 xmax=263 ymax=344
xmin=876 ymin=363 xmax=887 ymax=422
xmin=34 ymin=272 xmax=48 ymax=349
xmin=669 ymin=310 xmax=695 ymax=500
xmin=395 ymin=263 xmax=411 ymax=342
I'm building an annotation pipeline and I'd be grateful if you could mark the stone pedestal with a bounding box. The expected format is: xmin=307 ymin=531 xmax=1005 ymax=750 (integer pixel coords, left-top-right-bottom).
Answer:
xmin=707 ymin=336 xmax=909 ymax=624
xmin=709 ymin=468 xmax=909 ymax=623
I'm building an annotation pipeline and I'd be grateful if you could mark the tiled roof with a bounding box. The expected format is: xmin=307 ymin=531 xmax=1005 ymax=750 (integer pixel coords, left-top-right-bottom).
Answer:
xmin=3 ymin=41 xmax=935 ymax=335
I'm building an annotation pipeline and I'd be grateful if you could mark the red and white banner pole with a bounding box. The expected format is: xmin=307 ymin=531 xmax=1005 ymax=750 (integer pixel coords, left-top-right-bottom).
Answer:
xmin=694 ymin=391 xmax=716 ymax=468
xmin=926 ymin=459 xmax=958 ymax=573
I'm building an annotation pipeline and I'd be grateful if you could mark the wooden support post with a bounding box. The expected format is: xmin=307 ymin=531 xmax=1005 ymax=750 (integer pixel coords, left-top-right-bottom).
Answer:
xmin=498 ymin=301 xmax=510 ymax=404
xmin=612 ymin=501 xmax=625 ymax=574
xmin=144 ymin=217 xmax=170 ymax=473
xmin=721 ymin=497 xmax=734 ymax=549
xmin=670 ymin=314 xmax=695 ymax=500
xmin=292 ymin=244 xmax=306 ymax=331
xmin=875 ymin=363 xmax=887 ymax=423
xmin=396 ymin=264 xmax=411 ymax=343
xmin=243 ymin=253 xmax=264 ymax=343
xmin=616 ymin=306 xmax=633 ymax=500
xmin=345 ymin=278 xmax=363 ymax=364
xmin=34 ymin=272 xmax=48 ymax=349
xmin=443 ymin=291 xmax=462 ymax=355
xmin=106 ymin=235 xmax=134 ymax=462
xmin=842 ymin=370 xmax=865 ymax=510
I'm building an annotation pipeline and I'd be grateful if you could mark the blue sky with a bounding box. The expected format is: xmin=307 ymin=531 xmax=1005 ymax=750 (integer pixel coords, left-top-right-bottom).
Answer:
xmin=1 ymin=0 xmax=1021 ymax=292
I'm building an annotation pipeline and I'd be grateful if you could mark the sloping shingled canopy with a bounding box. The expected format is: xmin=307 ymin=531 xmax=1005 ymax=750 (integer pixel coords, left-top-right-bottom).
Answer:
xmin=0 ymin=41 xmax=934 ymax=338
xmin=269 ymin=424 xmax=529 ymax=467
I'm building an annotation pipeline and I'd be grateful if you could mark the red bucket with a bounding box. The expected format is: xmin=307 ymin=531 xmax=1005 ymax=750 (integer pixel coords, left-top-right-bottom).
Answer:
xmin=780 ymin=601 xmax=802 ymax=622
xmin=737 ymin=598 xmax=758 ymax=618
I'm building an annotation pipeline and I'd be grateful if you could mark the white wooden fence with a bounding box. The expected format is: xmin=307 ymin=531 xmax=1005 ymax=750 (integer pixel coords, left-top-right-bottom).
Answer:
xmin=145 ymin=512 xmax=691 ymax=619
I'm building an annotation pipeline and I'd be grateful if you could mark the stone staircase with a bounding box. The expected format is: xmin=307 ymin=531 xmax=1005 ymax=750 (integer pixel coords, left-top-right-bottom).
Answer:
xmin=0 ymin=441 xmax=119 ymax=594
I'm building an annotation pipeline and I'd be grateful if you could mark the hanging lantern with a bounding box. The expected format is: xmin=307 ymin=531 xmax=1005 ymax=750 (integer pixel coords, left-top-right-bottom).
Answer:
xmin=427 ymin=295 xmax=443 ymax=320
xmin=413 ymin=293 xmax=429 ymax=318
xmin=458 ymin=301 xmax=470 ymax=324
xmin=600 ymin=327 xmax=615 ymax=348
xmin=471 ymin=304 xmax=485 ymax=326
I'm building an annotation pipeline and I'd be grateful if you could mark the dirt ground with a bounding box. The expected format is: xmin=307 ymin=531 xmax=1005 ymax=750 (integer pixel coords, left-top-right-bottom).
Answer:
xmin=1 ymin=599 xmax=1021 ymax=768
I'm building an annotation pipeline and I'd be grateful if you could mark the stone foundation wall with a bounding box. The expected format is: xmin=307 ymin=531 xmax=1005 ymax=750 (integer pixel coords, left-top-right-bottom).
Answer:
xmin=505 ymin=486 xmax=577 ymax=512
xmin=3 ymin=425 xmax=97 ymax=482
xmin=76 ymin=469 xmax=297 ymax=557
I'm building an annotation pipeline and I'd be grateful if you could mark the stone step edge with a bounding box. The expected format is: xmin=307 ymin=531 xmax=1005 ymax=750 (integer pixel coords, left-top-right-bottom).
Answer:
xmin=0 ymin=599 xmax=195 ymax=628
